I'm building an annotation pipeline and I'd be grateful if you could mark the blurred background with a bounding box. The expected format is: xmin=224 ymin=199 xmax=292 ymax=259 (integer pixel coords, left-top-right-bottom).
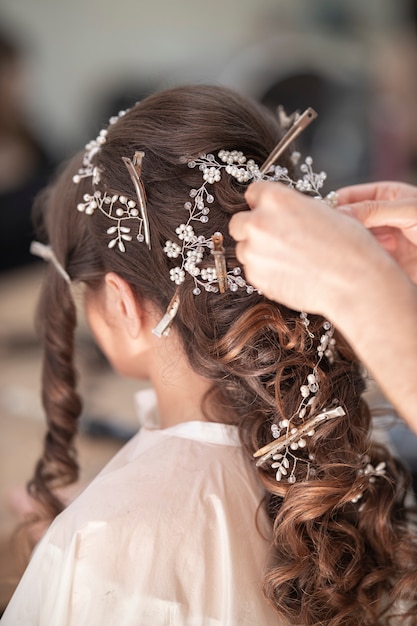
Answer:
xmin=1 ymin=0 xmax=417 ymax=612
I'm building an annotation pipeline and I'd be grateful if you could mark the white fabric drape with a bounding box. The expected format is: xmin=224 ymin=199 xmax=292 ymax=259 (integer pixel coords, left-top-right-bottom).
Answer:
xmin=1 ymin=421 xmax=281 ymax=625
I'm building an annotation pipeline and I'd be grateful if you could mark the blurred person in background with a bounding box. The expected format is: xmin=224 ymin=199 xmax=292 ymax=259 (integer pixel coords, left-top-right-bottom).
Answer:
xmin=0 ymin=29 xmax=55 ymax=272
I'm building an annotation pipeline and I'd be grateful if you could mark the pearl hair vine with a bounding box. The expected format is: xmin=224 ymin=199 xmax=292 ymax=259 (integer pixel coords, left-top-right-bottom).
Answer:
xmin=69 ymin=104 xmax=339 ymax=337
xmin=73 ymin=109 xmax=151 ymax=251
xmin=162 ymin=128 xmax=338 ymax=301
xmin=253 ymin=315 xmax=387 ymax=498
xmin=253 ymin=319 xmax=339 ymax=482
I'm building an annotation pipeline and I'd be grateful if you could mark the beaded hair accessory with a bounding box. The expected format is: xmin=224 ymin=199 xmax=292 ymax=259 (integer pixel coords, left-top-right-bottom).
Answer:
xmin=253 ymin=316 xmax=387 ymax=496
xmin=73 ymin=110 xmax=151 ymax=251
xmin=161 ymin=118 xmax=337 ymax=303
xmin=70 ymin=106 xmax=338 ymax=330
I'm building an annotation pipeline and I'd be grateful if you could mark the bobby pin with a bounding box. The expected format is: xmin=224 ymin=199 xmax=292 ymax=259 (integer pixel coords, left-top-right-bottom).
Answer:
xmin=260 ymin=107 xmax=318 ymax=175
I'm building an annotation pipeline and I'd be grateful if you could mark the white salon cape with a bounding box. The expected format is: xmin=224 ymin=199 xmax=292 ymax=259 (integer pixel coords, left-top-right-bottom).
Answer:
xmin=1 ymin=420 xmax=281 ymax=625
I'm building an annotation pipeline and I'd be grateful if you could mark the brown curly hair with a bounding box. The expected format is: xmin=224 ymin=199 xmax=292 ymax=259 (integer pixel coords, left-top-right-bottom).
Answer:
xmin=27 ymin=85 xmax=417 ymax=625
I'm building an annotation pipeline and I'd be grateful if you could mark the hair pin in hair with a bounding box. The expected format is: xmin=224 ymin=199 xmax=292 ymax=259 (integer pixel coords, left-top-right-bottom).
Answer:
xmin=350 ymin=460 xmax=387 ymax=503
xmin=30 ymin=241 xmax=71 ymax=284
xmin=260 ymin=107 xmax=317 ymax=175
xmin=253 ymin=406 xmax=346 ymax=467
xmin=122 ymin=151 xmax=151 ymax=250
xmin=211 ymin=232 xmax=227 ymax=293
xmin=152 ymin=291 xmax=180 ymax=338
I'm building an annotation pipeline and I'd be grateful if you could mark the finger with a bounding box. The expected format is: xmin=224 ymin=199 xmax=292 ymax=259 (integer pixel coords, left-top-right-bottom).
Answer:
xmin=229 ymin=211 xmax=251 ymax=242
xmin=234 ymin=240 xmax=249 ymax=267
xmin=339 ymin=199 xmax=417 ymax=231
xmin=338 ymin=181 xmax=417 ymax=205
xmin=244 ymin=180 xmax=290 ymax=209
xmin=337 ymin=182 xmax=388 ymax=205
xmin=371 ymin=229 xmax=398 ymax=253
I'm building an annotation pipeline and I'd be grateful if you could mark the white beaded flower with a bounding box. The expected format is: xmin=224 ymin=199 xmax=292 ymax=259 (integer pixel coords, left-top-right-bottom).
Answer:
xmin=170 ymin=267 xmax=186 ymax=285
xmin=351 ymin=461 xmax=387 ymax=503
xmin=176 ymin=224 xmax=195 ymax=242
xmin=202 ymin=166 xmax=221 ymax=184
xmin=200 ymin=267 xmax=217 ymax=281
xmin=163 ymin=241 xmax=181 ymax=258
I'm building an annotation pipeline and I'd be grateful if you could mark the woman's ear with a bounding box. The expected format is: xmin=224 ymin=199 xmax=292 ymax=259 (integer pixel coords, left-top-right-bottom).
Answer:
xmin=103 ymin=272 xmax=143 ymax=339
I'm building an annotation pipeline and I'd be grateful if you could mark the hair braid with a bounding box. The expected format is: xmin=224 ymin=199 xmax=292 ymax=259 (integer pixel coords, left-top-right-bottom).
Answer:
xmin=26 ymin=269 xmax=82 ymax=543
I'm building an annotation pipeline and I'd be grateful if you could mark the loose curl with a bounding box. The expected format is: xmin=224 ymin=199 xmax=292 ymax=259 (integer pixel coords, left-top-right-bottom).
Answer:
xmin=27 ymin=85 xmax=417 ymax=624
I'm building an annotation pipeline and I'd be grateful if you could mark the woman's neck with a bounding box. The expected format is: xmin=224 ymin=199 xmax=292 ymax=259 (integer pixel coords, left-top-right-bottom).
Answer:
xmin=148 ymin=332 xmax=212 ymax=429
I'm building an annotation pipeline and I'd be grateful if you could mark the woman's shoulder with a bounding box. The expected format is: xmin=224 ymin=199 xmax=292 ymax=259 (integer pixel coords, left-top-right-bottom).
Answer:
xmin=57 ymin=422 xmax=264 ymax=533
xmin=2 ymin=423 xmax=278 ymax=626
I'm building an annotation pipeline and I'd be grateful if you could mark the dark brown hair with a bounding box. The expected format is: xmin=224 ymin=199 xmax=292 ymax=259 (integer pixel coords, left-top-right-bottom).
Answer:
xmin=28 ymin=85 xmax=417 ymax=625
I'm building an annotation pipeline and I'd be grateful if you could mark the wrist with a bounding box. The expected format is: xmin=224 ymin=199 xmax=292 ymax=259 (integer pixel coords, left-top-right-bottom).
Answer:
xmin=325 ymin=248 xmax=414 ymax=343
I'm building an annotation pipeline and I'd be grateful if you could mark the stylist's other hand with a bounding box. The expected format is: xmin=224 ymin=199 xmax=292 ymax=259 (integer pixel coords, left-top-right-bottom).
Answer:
xmin=338 ymin=181 xmax=417 ymax=283
xmin=229 ymin=182 xmax=385 ymax=316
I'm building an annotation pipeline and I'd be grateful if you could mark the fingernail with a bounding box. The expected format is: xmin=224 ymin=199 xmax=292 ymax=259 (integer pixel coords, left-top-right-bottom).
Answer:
xmin=337 ymin=205 xmax=352 ymax=215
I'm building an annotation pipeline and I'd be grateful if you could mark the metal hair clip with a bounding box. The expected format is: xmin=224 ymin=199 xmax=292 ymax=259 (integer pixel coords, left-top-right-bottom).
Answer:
xmin=152 ymin=291 xmax=180 ymax=338
xmin=211 ymin=232 xmax=227 ymax=293
xmin=253 ymin=405 xmax=346 ymax=467
xmin=260 ymin=107 xmax=317 ymax=175
xmin=30 ymin=241 xmax=71 ymax=284
xmin=122 ymin=151 xmax=151 ymax=250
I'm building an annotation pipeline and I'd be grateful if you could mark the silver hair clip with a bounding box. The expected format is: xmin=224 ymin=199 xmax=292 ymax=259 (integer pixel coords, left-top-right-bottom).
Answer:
xmin=254 ymin=406 xmax=346 ymax=468
xmin=122 ymin=151 xmax=151 ymax=250
xmin=152 ymin=291 xmax=180 ymax=338
xmin=30 ymin=241 xmax=71 ymax=284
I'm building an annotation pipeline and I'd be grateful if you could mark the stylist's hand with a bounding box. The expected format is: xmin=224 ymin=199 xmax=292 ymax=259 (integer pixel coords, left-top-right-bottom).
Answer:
xmin=229 ymin=182 xmax=386 ymax=315
xmin=337 ymin=181 xmax=417 ymax=283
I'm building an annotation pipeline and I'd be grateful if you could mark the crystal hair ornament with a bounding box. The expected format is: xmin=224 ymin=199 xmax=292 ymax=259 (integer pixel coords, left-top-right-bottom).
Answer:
xmin=350 ymin=459 xmax=387 ymax=504
xmin=162 ymin=154 xmax=260 ymax=296
xmin=72 ymin=109 xmax=127 ymax=185
xmin=253 ymin=319 xmax=340 ymax=483
xmin=163 ymin=132 xmax=336 ymax=298
xmin=30 ymin=241 xmax=71 ymax=284
xmin=73 ymin=109 xmax=151 ymax=251
xmin=254 ymin=406 xmax=346 ymax=469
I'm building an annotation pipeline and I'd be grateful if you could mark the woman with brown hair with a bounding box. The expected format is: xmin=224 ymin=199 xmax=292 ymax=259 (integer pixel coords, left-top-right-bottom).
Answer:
xmin=2 ymin=85 xmax=417 ymax=625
